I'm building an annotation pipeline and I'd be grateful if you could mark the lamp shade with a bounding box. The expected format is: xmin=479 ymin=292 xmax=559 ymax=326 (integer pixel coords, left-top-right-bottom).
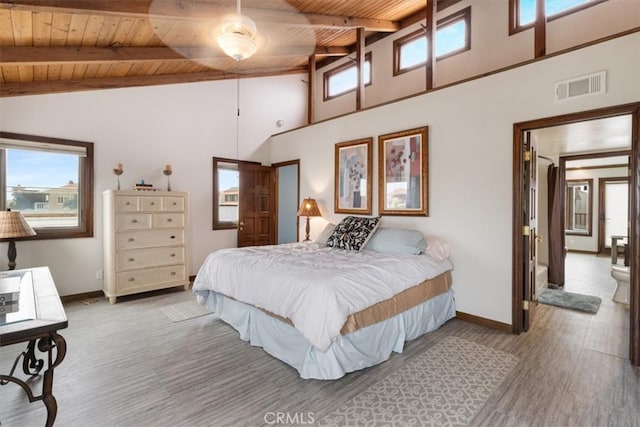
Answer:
xmin=0 ymin=210 xmax=36 ymax=239
xmin=297 ymin=198 xmax=321 ymax=217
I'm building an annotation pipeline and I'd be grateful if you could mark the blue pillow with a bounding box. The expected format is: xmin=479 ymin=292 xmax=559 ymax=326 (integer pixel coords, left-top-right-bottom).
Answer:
xmin=364 ymin=227 xmax=427 ymax=255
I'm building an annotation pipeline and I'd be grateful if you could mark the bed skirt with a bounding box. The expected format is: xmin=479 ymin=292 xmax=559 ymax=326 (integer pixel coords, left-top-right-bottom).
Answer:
xmin=199 ymin=288 xmax=456 ymax=380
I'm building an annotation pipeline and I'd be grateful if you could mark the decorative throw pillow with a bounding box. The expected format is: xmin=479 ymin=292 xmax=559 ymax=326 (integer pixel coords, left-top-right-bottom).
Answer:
xmin=326 ymin=216 xmax=381 ymax=251
xmin=315 ymin=223 xmax=336 ymax=244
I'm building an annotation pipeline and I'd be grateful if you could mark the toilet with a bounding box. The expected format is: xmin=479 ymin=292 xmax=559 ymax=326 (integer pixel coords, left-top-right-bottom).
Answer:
xmin=610 ymin=265 xmax=630 ymax=305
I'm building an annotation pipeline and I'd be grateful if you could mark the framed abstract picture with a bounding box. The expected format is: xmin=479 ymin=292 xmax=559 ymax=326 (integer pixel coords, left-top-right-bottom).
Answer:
xmin=378 ymin=126 xmax=428 ymax=216
xmin=334 ymin=137 xmax=373 ymax=214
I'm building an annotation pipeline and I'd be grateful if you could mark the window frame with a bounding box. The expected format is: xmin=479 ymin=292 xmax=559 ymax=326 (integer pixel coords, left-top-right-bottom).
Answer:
xmin=393 ymin=6 xmax=471 ymax=77
xmin=323 ymin=52 xmax=372 ymax=101
xmin=212 ymin=157 xmax=261 ymax=230
xmin=0 ymin=131 xmax=94 ymax=240
xmin=509 ymin=0 xmax=608 ymax=35
xmin=565 ymin=178 xmax=593 ymax=236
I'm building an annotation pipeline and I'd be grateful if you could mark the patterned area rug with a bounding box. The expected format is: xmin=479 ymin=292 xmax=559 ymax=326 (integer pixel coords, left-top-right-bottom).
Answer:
xmin=160 ymin=301 xmax=213 ymax=322
xmin=538 ymin=289 xmax=601 ymax=314
xmin=318 ymin=336 xmax=518 ymax=427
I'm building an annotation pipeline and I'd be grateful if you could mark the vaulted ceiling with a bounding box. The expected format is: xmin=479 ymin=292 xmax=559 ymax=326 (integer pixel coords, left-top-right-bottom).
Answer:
xmin=0 ymin=0 xmax=446 ymax=97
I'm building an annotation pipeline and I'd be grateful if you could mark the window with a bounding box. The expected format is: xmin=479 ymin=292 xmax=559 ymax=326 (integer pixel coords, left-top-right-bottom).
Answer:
xmin=565 ymin=179 xmax=593 ymax=235
xmin=212 ymin=157 xmax=240 ymax=230
xmin=394 ymin=7 xmax=471 ymax=75
xmin=0 ymin=132 xmax=94 ymax=239
xmin=323 ymin=52 xmax=372 ymax=100
xmin=510 ymin=0 xmax=607 ymax=33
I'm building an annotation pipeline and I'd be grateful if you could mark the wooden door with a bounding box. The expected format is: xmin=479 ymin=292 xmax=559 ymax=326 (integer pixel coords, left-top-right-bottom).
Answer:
xmin=238 ymin=163 xmax=275 ymax=247
xmin=522 ymin=130 xmax=538 ymax=331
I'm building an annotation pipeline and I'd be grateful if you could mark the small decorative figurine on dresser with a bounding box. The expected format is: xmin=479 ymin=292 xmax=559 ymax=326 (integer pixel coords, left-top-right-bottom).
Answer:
xmin=163 ymin=164 xmax=173 ymax=191
xmin=113 ymin=163 xmax=123 ymax=190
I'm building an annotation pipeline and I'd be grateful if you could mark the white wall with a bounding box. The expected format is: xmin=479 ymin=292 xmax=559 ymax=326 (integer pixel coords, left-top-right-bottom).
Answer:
xmin=0 ymin=74 xmax=308 ymax=296
xmin=314 ymin=0 xmax=640 ymax=122
xmin=270 ymin=33 xmax=640 ymax=325
xmin=566 ymin=165 xmax=629 ymax=252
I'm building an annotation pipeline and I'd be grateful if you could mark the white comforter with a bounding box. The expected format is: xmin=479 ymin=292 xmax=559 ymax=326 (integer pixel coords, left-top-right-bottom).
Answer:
xmin=193 ymin=242 xmax=453 ymax=352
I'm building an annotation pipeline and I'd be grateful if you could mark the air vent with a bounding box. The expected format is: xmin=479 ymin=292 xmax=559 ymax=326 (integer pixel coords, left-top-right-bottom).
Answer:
xmin=554 ymin=71 xmax=607 ymax=102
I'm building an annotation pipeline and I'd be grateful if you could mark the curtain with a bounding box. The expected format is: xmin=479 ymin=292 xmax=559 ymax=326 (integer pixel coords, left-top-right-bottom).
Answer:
xmin=547 ymin=165 xmax=565 ymax=286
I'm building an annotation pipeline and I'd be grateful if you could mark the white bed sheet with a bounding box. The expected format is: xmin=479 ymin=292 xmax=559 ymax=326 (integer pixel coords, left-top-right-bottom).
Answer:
xmin=201 ymin=288 xmax=456 ymax=379
xmin=193 ymin=242 xmax=453 ymax=352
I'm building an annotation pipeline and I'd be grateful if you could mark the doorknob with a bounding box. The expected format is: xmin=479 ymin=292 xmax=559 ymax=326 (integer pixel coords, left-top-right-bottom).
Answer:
xmin=239 ymin=220 xmax=245 ymax=231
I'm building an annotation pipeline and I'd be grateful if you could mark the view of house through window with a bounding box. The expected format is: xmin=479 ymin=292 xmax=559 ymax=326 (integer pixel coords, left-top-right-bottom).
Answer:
xmin=5 ymin=149 xmax=80 ymax=228
xmin=0 ymin=133 xmax=93 ymax=238
xmin=212 ymin=158 xmax=239 ymax=229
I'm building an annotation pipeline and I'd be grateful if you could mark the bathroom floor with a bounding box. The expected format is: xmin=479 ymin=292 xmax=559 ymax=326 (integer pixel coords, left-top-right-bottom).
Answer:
xmin=559 ymin=251 xmax=630 ymax=358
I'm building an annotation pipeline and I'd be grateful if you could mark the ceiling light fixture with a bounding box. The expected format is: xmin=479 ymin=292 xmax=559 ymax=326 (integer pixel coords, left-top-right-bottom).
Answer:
xmin=216 ymin=0 xmax=259 ymax=61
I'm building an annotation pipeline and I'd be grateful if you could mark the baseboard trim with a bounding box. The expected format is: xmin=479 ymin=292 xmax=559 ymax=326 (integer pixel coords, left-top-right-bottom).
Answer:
xmin=456 ymin=311 xmax=512 ymax=333
xmin=61 ymin=290 xmax=104 ymax=304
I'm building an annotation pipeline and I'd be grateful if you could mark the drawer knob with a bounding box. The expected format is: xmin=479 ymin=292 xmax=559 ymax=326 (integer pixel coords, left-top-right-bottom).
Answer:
xmin=172 ymin=202 xmax=177 ymax=205
xmin=128 ymin=277 xmax=135 ymax=282
xmin=131 ymin=219 xmax=138 ymax=223
xmin=171 ymin=272 xmax=176 ymax=276
xmin=128 ymin=257 xmax=135 ymax=262
xmin=126 ymin=202 xmax=130 ymax=205
xmin=128 ymin=238 xmax=134 ymax=242
xmin=167 ymin=218 xmax=173 ymax=222
xmin=170 ymin=253 xmax=176 ymax=257
xmin=170 ymin=235 xmax=175 ymax=239
xmin=150 ymin=202 xmax=155 ymax=205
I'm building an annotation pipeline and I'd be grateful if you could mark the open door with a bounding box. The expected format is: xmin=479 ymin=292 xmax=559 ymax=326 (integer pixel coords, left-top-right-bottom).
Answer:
xmin=238 ymin=163 xmax=275 ymax=247
xmin=521 ymin=130 xmax=538 ymax=331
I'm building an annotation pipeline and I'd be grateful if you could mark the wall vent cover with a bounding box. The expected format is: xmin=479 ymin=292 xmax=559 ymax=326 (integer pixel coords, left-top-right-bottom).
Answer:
xmin=554 ymin=71 xmax=607 ymax=102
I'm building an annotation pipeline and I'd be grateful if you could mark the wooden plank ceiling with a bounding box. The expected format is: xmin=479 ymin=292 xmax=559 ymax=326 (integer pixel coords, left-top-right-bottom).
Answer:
xmin=0 ymin=0 xmax=433 ymax=97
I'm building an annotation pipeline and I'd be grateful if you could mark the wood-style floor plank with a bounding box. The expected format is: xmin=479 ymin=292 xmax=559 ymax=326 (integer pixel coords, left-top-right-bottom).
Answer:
xmin=1 ymin=253 xmax=638 ymax=426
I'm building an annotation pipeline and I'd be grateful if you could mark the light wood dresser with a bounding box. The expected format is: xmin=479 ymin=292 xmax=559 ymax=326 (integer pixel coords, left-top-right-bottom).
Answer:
xmin=103 ymin=190 xmax=189 ymax=303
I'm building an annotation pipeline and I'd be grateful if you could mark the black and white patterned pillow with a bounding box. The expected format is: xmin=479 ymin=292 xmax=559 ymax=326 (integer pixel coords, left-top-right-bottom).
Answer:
xmin=326 ymin=216 xmax=381 ymax=251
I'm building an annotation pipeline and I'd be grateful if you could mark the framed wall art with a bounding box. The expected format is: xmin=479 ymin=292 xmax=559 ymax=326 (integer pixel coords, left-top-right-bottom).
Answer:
xmin=334 ymin=137 xmax=373 ymax=214
xmin=378 ymin=126 xmax=428 ymax=216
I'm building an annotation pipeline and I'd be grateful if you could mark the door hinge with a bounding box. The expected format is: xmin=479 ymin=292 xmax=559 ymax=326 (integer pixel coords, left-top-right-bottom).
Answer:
xmin=523 ymin=225 xmax=530 ymax=236
xmin=523 ymin=300 xmax=530 ymax=311
xmin=524 ymin=151 xmax=531 ymax=161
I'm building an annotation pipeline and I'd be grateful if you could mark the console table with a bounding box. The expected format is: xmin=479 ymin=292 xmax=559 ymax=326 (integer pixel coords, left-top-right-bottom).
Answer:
xmin=0 ymin=267 xmax=67 ymax=427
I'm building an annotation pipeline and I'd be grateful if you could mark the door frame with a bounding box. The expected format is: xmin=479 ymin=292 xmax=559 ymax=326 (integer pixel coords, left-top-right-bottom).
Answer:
xmin=598 ymin=176 xmax=630 ymax=254
xmin=512 ymin=102 xmax=640 ymax=366
xmin=272 ymin=159 xmax=300 ymax=243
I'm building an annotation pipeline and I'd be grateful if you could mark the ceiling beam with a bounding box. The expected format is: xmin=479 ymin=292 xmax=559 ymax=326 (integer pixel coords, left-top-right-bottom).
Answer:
xmin=0 ymin=1 xmax=399 ymax=32
xmin=0 ymin=45 xmax=350 ymax=66
xmin=0 ymin=66 xmax=307 ymax=97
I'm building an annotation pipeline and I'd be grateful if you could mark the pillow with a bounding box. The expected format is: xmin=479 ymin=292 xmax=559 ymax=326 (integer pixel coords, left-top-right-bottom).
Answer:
xmin=424 ymin=235 xmax=451 ymax=262
xmin=315 ymin=223 xmax=336 ymax=244
xmin=364 ymin=227 xmax=427 ymax=255
xmin=326 ymin=216 xmax=381 ymax=251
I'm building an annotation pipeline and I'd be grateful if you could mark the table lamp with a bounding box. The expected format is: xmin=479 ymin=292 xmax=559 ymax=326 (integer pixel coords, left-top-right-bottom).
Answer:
xmin=0 ymin=209 xmax=36 ymax=270
xmin=297 ymin=198 xmax=321 ymax=242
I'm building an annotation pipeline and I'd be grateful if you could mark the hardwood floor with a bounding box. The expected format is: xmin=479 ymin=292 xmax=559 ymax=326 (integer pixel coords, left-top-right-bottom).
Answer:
xmin=1 ymin=253 xmax=638 ymax=426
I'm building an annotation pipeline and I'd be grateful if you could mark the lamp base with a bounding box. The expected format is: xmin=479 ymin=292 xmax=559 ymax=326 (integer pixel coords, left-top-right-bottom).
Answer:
xmin=7 ymin=239 xmax=16 ymax=270
xmin=304 ymin=216 xmax=311 ymax=242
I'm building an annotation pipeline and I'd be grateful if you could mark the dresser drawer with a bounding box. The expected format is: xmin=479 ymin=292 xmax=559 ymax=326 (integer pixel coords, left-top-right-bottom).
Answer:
xmin=117 ymin=229 xmax=185 ymax=250
xmin=141 ymin=196 xmax=163 ymax=211
xmin=116 ymin=247 xmax=185 ymax=270
xmin=163 ymin=196 xmax=185 ymax=211
xmin=115 ymin=196 xmax=140 ymax=212
xmin=116 ymin=213 xmax=152 ymax=230
xmin=116 ymin=265 xmax=187 ymax=292
xmin=152 ymin=213 xmax=184 ymax=228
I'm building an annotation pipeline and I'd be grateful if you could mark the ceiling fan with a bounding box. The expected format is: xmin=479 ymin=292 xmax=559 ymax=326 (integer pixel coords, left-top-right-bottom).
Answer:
xmin=148 ymin=0 xmax=317 ymax=74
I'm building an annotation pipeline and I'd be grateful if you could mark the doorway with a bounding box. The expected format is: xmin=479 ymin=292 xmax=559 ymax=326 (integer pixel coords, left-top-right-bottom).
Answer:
xmin=512 ymin=103 xmax=640 ymax=366
xmin=273 ymin=160 xmax=300 ymax=244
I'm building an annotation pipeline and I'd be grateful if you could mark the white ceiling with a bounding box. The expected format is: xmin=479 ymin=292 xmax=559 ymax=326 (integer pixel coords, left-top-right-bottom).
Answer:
xmin=534 ymin=114 xmax=632 ymax=161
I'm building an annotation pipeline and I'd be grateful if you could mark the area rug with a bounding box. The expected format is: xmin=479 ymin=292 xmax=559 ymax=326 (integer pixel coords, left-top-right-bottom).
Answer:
xmin=160 ymin=301 xmax=213 ymax=322
xmin=317 ymin=336 xmax=518 ymax=427
xmin=538 ymin=289 xmax=601 ymax=314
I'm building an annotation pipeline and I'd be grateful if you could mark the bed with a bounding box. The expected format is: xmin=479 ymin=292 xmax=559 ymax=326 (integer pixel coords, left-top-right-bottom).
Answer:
xmin=192 ymin=221 xmax=455 ymax=380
